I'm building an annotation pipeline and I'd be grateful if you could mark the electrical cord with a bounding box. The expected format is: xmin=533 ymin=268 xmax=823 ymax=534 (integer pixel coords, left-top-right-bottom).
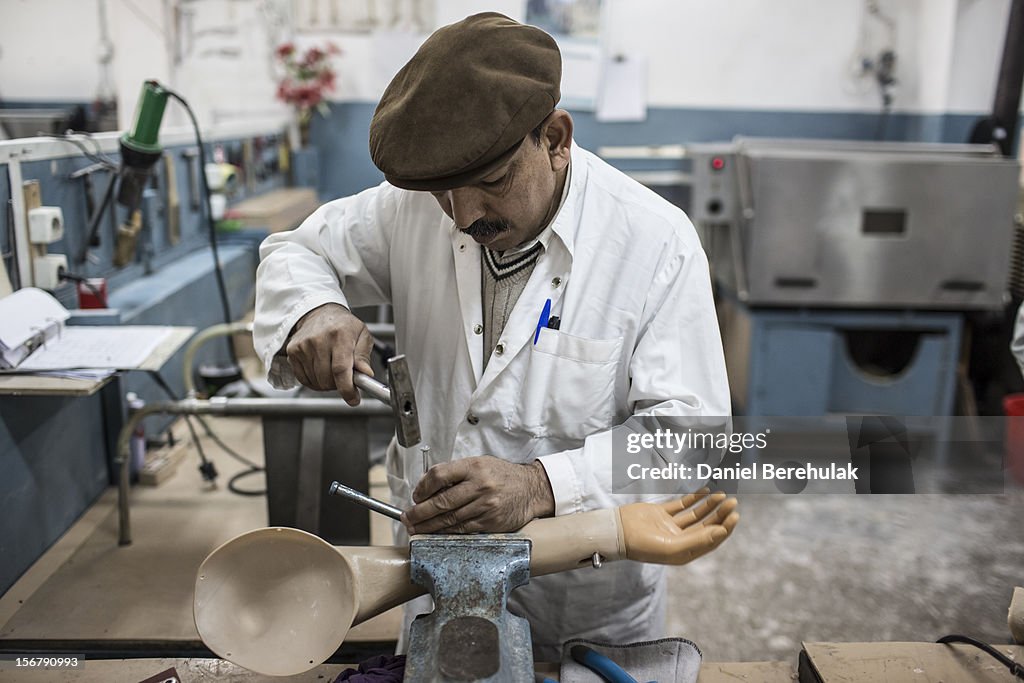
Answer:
xmin=193 ymin=412 xmax=267 ymax=496
xmin=194 ymin=416 xmax=262 ymax=469
xmin=226 ymin=467 xmax=266 ymax=497
xmin=3 ymin=198 xmax=18 ymax=289
xmin=146 ymin=370 xmax=266 ymax=496
xmin=163 ymin=87 xmax=262 ymax=398
xmin=146 ymin=371 xmax=218 ymax=483
xmin=77 ymin=169 xmax=117 ymax=263
xmin=936 ymin=635 xmax=1024 ymax=679
xmin=44 ymin=131 xmax=118 ymax=170
xmin=57 ymin=267 xmax=108 ymax=308
xmin=44 ymin=131 xmax=120 ymax=263
xmin=162 ymin=90 xmax=239 ymax=368
xmin=183 ymin=409 xmax=219 ymax=483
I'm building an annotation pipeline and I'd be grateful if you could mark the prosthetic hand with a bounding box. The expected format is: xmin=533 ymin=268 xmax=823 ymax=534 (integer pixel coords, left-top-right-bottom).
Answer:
xmin=284 ymin=302 xmax=375 ymax=404
xmin=520 ymin=488 xmax=738 ymax=575
xmin=620 ymin=488 xmax=739 ymax=565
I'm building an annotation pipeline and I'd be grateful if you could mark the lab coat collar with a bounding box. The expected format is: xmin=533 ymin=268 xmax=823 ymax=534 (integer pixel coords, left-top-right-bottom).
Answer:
xmin=546 ymin=143 xmax=584 ymax=261
xmin=503 ymin=151 xmax=573 ymax=258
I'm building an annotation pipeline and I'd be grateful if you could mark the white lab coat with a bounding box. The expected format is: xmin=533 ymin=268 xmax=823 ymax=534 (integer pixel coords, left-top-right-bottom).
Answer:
xmin=1013 ymin=301 xmax=1024 ymax=377
xmin=254 ymin=145 xmax=730 ymax=659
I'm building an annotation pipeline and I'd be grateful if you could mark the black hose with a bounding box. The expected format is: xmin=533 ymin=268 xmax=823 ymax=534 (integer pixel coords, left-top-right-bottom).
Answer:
xmin=936 ymin=635 xmax=1024 ymax=679
xmin=164 ymin=89 xmax=240 ymax=371
xmin=78 ymin=170 xmax=118 ymax=262
xmin=58 ymin=268 xmax=109 ymax=308
xmin=146 ymin=371 xmax=214 ymax=478
xmin=146 ymin=370 xmax=265 ymax=495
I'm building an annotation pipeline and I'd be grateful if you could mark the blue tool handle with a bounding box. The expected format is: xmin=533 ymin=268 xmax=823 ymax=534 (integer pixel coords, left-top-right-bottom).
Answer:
xmin=570 ymin=645 xmax=641 ymax=683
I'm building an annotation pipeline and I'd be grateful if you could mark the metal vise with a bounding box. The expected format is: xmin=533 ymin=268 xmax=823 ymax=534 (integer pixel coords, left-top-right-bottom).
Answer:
xmin=404 ymin=535 xmax=534 ymax=682
xmin=339 ymin=358 xmax=537 ymax=680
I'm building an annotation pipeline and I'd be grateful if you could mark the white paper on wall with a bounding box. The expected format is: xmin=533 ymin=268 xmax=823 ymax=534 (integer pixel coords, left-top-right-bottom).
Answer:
xmin=596 ymin=54 xmax=648 ymax=122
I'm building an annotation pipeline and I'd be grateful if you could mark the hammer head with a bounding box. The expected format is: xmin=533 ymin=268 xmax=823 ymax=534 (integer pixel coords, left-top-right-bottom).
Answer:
xmin=386 ymin=355 xmax=421 ymax=448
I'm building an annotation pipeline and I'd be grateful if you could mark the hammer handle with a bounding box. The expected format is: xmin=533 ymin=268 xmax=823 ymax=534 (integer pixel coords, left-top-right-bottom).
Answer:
xmin=354 ymin=371 xmax=391 ymax=405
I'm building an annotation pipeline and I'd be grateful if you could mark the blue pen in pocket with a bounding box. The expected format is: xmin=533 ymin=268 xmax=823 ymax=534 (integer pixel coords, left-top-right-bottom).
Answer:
xmin=534 ymin=298 xmax=552 ymax=345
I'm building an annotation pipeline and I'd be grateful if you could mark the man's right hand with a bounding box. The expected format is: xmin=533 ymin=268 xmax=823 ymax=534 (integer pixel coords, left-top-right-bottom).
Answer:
xmin=285 ymin=303 xmax=375 ymax=405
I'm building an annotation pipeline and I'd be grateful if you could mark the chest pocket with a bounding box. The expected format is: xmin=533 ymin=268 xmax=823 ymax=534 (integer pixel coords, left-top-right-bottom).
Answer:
xmin=511 ymin=328 xmax=622 ymax=440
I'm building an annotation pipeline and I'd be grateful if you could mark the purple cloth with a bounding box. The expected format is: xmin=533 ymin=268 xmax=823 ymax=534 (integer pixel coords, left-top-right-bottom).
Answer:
xmin=333 ymin=654 xmax=405 ymax=683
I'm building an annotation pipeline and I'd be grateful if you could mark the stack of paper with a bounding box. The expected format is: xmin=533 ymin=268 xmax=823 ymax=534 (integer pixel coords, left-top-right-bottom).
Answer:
xmin=18 ymin=326 xmax=169 ymax=371
xmin=0 ymin=288 xmax=178 ymax=378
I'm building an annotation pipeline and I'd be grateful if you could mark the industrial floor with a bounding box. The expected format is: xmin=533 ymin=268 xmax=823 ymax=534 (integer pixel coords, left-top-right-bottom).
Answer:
xmin=668 ymin=488 xmax=1024 ymax=661
xmin=0 ymin=415 xmax=1021 ymax=673
xmin=0 ymin=415 xmax=402 ymax=657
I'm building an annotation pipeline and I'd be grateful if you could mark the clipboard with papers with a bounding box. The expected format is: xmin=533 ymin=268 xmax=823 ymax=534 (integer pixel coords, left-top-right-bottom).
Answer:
xmin=0 ymin=287 xmax=70 ymax=370
xmin=0 ymin=288 xmax=194 ymax=388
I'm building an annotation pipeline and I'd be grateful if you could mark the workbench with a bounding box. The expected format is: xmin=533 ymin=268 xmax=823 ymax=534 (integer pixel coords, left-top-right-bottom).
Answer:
xmin=6 ymin=645 xmax=1020 ymax=682
xmin=0 ymin=657 xmax=798 ymax=682
xmin=0 ymin=326 xmax=194 ymax=397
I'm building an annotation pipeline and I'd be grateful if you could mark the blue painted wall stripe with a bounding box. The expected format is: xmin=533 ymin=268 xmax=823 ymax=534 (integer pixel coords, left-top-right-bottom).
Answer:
xmin=309 ymin=102 xmax=1016 ymax=201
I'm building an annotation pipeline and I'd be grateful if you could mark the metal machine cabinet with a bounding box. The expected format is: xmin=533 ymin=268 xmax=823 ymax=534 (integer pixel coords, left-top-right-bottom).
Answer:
xmin=691 ymin=138 xmax=1020 ymax=310
xmin=690 ymin=137 xmax=1017 ymax=418
xmin=719 ymin=297 xmax=962 ymax=417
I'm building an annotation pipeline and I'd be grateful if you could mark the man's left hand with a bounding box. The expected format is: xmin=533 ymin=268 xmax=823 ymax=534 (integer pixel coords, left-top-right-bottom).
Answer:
xmin=402 ymin=456 xmax=555 ymax=534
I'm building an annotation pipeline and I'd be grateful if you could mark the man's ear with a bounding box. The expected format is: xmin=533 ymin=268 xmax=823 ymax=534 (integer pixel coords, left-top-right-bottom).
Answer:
xmin=543 ymin=110 xmax=573 ymax=172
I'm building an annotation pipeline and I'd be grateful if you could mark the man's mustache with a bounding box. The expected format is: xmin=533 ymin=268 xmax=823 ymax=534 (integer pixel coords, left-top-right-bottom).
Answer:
xmin=462 ymin=218 xmax=511 ymax=240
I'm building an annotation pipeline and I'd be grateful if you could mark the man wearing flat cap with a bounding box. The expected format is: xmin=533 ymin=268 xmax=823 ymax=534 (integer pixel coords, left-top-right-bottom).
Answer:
xmin=255 ymin=12 xmax=729 ymax=658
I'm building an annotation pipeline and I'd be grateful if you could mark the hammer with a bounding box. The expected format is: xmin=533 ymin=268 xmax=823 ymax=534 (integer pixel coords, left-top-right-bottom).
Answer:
xmin=329 ymin=354 xmax=420 ymax=521
xmin=353 ymin=354 xmax=420 ymax=448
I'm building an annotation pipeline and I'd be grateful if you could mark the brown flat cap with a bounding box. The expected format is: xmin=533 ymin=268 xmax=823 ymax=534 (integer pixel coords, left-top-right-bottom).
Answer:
xmin=369 ymin=12 xmax=561 ymax=191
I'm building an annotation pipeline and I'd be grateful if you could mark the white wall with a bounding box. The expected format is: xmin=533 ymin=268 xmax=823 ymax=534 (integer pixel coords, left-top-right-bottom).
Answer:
xmin=0 ymin=0 xmax=103 ymax=101
xmin=0 ymin=0 xmax=288 ymax=130
xmin=113 ymin=0 xmax=290 ymax=130
xmin=602 ymin=0 xmax=1010 ymax=114
xmin=298 ymin=0 xmax=522 ymax=102
xmin=107 ymin=0 xmax=176 ymax=128
xmin=0 ymin=0 xmax=1017 ymax=125
xmin=318 ymin=0 xmax=1020 ymax=114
